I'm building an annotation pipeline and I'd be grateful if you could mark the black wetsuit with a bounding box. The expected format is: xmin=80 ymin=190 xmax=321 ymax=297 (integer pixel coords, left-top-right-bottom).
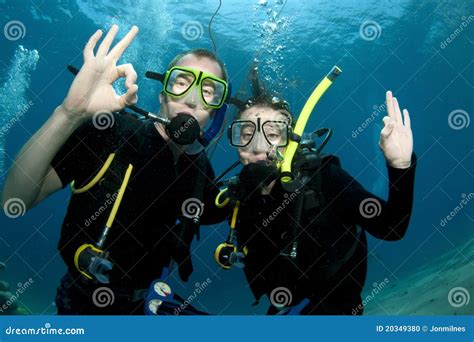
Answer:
xmin=51 ymin=112 xmax=217 ymax=315
xmin=233 ymin=154 xmax=417 ymax=315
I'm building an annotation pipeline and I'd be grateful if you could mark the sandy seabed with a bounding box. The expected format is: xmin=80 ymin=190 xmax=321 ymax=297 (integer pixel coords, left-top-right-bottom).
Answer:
xmin=364 ymin=238 xmax=474 ymax=315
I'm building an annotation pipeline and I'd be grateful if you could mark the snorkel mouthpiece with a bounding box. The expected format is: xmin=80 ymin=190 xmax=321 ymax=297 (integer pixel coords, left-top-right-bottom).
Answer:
xmin=267 ymin=144 xmax=284 ymax=164
xmin=165 ymin=113 xmax=201 ymax=145
xmin=133 ymin=110 xmax=201 ymax=145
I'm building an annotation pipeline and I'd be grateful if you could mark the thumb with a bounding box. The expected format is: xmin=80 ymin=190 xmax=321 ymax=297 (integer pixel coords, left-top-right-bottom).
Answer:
xmin=118 ymin=84 xmax=138 ymax=108
xmin=380 ymin=122 xmax=395 ymax=140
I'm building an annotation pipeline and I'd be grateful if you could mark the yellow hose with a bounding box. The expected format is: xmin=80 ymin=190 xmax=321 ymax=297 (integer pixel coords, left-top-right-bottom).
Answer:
xmin=230 ymin=201 xmax=240 ymax=229
xmin=96 ymin=163 xmax=134 ymax=249
xmin=215 ymin=187 xmax=230 ymax=208
xmin=74 ymin=162 xmax=134 ymax=276
xmin=105 ymin=163 xmax=133 ymax=229
xmin=71 ymin=153 xmax=116 ymax=193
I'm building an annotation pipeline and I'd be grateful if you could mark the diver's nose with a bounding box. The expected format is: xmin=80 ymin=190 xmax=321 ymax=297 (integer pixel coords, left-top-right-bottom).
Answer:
xmin=251 ymin=132 xmax=269 ymax=155
xmin=184 ymin=87 xmax=198 ymax=108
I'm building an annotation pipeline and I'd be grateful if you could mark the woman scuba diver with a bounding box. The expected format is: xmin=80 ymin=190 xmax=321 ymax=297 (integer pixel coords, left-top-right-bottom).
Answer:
xmin=213 ymin=66 xmax=416 ymax=315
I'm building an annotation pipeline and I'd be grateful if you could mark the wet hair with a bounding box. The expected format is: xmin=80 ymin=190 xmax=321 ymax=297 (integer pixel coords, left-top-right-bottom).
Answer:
xmin=167 ymin=48 xmax=228 ymax=82
xmin=235 ymin=94 xmax=292 ymax=122
xmin=232 ymin=64 xmax=293 ymax=123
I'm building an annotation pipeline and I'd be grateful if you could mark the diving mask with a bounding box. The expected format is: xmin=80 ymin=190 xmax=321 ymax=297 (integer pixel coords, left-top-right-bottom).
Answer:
xmin=163 ymin=66 xmax=228 ymax=109
xmin=228 ymin=117 xmax=290 ymax=154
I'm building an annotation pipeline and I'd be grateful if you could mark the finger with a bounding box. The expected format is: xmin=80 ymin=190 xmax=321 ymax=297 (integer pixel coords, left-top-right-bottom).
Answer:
xmin=116 ymin=63 xmax=137 ymax=88
xmin=382 ymin=116 xmax=393 ymax=126
xmin=392 ymin=97 xmax=403 ymax=124
xmin=84 ymin=29 xmax=103 ymax=61
xmin=380 ymin=122 xmax=394 ymax=139
xmin=96 ymin=24 xmax=119 ymax=57
xmin=119 ymin=84 xmax=139 ymax=107
xmin=386 ymin=90 xmax=396 ymax=120
xmin=109 ymin=26 xmax=139 ymax=61
xmin=403 ymin=109 xmax=411 ymax=128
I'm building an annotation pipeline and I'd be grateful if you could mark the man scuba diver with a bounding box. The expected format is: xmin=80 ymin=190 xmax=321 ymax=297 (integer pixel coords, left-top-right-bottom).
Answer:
xmin=213 ymin=66 xmax=416 ymax=315
xmin=1 ymin=25 xmax=230 ymax=314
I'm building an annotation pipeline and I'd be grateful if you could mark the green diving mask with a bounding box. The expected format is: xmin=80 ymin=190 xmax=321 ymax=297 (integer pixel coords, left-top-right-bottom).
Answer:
xmin=163 ymin=66 xmax=228 ymax=109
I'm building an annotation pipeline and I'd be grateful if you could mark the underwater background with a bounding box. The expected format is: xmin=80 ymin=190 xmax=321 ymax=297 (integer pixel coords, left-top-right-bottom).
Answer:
xmin=0 ymin=0 xmax=472 ymax=315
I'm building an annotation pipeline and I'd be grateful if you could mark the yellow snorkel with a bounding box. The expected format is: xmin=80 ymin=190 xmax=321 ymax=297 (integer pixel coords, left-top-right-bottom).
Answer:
xmin=280 ymin=66 xmax=342 ymax=187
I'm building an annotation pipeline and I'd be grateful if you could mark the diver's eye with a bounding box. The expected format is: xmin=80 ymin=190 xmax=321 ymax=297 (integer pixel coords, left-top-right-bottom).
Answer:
xmin=266 ymin=133 xmax=281 ymax=141
xmin=239 ymin=128 xmax=255 ymax=144
xmin=202 ymin=87 xmax=215 ymax=99
xmin=172 ymin=76 xmax=192 ymax=93
xmin=202 ymin=79 xmax=216 ymax=101
xmin=241 ymin=132 xmax=253 ymax=142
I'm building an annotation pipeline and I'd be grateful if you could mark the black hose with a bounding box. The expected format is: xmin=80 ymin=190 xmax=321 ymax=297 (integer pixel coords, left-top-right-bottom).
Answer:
xmin=214 ymin=160 xmax=240 ymax=185
xmin=208 ymin=0 xmax=222 ymax=55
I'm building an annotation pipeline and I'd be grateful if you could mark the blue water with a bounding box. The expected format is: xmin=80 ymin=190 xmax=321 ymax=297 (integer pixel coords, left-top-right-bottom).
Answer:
xmin=0 ymin=0 xmax=472 ymax=315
